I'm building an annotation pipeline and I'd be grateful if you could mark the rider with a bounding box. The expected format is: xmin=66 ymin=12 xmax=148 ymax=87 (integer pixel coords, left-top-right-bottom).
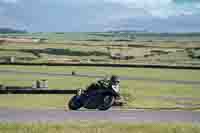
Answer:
xmin=84 ymin=75 xmax=120 ymax=94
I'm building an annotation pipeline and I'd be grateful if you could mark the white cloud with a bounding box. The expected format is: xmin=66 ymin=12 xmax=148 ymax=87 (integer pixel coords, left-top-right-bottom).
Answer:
xmin=0 ymin=0 xmax=200 ymax=32
xmin=195 ymin=3 xmax=200 ymax=8
xmin=107 ymin=0 xmax=172 ymax=8
xmin=0 ymin=0 xmax=19 ymax=3
xmin=104 ymin=0 xmax=199 ymax=18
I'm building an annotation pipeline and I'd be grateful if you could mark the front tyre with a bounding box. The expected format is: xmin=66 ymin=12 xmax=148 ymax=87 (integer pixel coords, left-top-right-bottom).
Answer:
xmin=98 ymin=95 xmax=115 ymax=111
xmin=68 ymin=95 xmax=83 ymax=110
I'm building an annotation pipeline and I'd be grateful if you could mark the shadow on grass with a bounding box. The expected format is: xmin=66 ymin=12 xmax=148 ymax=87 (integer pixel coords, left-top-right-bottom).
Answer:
xmin=0 ymin=56 xmax=36 ymax=61
xmin=0 ymin=48 xmax=109 ymax=57
xmin=42 ymin=48 xmax=109 ymax=56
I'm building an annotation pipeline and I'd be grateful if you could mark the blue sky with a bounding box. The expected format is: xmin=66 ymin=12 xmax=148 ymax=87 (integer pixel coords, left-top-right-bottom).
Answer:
xmin=0 ymin=0 xmax=200 ymax=32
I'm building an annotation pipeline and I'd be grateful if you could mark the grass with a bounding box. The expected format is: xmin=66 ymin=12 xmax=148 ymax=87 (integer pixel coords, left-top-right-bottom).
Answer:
xmin=0 ymin=65 xmax=200 ymax=109
xmin=0 ymin=122 xmax=200 ymax=133
xmin=0 ymin=32 xmax=200 ymax=109
xmin=0 ymin=95 xmax=70 ymax=109
xmin=1 ymin=39 xmax=200 ymax=65
xmin=1 ymin=65 xmax=200 ymax=81
xmin=0 ymin=42 xmax=111 ymax=63
xmin=0 ymin=73 xmax=93 ymax=89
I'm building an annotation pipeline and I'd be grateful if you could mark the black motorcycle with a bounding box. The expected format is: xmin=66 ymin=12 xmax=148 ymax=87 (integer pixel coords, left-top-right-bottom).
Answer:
xmin=68 ymin=85 xmax=121 ymax=111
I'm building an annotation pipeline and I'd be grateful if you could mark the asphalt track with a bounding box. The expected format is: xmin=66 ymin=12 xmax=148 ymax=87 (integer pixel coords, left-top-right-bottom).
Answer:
xmin=0 ymin=108 xmax=200 ymax=123
xmin=0 ymin=70 xmax=200 ymax=85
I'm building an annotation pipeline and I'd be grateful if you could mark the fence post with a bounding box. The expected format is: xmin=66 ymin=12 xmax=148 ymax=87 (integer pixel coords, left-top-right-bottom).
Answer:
xmin=9 ymin=57 xmax=15 ymax=63
xmin=0 ymin=84 xmax=6 ymax=90
xmin=36 ymin=80 xmax=41 ymax=89
xmin=41 ymin=79 xmax=48 ymax=89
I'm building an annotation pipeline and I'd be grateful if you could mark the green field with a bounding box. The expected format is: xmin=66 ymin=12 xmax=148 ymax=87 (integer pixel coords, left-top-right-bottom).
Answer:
xmin=1 ymin=32 xmax=200 ymax=65
xmin=0 ymin=122 xmax=199 ymax=133
xmin=0 ymin=65 xmax=200 ymax=109
xmin=1 ymin=32 xmax=200 ymax=109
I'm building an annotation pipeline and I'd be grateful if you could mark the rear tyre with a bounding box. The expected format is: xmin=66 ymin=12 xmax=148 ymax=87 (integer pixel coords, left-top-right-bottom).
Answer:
xmin=68 ymin=95 xmax=83 ymax=110
xmin=98 ymin=95 xmax=115 ymax=111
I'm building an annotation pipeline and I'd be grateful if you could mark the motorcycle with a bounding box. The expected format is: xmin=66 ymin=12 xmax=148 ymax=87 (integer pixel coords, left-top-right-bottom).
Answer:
xmin=68 ymin=84 xmax=122 ymax=111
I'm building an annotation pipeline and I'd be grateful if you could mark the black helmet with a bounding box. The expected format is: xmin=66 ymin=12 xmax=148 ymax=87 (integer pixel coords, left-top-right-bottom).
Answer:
xmin=110 ymin=75 xmax=120 ymax=84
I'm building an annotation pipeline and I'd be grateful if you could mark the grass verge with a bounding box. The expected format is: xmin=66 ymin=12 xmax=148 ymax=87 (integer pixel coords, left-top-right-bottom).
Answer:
xmin=0 ymin=122 xmax=200 ymax=133
xmin=1 ymin=65 xmax=200 ymax=81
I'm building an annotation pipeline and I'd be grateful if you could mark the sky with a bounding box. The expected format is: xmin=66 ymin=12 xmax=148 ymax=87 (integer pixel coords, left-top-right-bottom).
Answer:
xmin=0 ymin=0 xmax=200 ymax=32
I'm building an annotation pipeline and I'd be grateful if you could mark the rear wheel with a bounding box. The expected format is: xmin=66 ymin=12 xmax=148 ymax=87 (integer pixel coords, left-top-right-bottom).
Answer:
xmin=68 ymin=95 xmax=83 ymax=110
xmin=98 ymin=95 xmax=115 ymax=111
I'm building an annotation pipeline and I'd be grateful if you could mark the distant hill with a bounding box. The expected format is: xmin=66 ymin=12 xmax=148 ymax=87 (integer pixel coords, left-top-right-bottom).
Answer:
xmin=107 ymin=29 xmax=148 ymax=33
xmin=0 ymin=28 xmax=27 ymax=34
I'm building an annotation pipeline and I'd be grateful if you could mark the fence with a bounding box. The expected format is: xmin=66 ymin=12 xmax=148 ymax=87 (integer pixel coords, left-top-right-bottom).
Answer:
xmin=0 ymin=85 xmax=77 ymax=94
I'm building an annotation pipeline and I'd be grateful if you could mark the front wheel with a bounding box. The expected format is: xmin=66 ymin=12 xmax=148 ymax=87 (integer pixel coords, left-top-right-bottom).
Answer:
xmin=98 ymin=95 xmax=115 ymax=111
xmin=68 ymin=95 xmax=83 ymax=110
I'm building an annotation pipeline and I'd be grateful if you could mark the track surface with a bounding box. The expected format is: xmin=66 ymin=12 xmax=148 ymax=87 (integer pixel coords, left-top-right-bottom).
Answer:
xmin=1 ymin=70 xmax=200 ymax=85
xmin=0 ymin=108 xmax=200 ymax=123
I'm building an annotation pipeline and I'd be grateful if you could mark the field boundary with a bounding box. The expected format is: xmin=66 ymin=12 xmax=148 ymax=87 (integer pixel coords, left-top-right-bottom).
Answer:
xmin=0 ymin=62 xmax=200 ymax=70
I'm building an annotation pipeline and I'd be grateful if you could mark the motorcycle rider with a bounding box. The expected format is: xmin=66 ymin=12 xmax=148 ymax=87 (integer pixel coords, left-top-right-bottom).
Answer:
xmin=84 ymin=75 xmax=120 ymax=95
xmin=68 ymin=75 xmax=122 ymax=111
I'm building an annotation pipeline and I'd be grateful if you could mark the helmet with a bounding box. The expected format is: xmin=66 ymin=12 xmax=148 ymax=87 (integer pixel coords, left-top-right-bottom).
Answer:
xmin=110 ymin=75 xmax=120 ymax=85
